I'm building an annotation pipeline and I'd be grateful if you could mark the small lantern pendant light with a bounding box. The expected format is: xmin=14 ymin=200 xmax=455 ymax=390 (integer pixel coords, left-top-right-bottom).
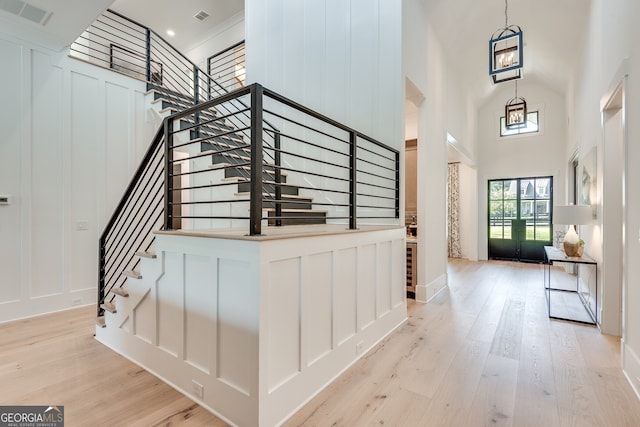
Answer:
xmin=489 ymin=0 xmax=523 ymax=83
xmin=505 ymin=80 xmax=527 ymax=128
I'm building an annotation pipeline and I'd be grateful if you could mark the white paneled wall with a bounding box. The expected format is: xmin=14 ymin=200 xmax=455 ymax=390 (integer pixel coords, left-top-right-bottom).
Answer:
xmin=96 ymin=227 xmax=406 ymax=427
xmin=245 ymin=0 xmax=403 ymax=150
xmin=0 ymin=35 xmax=156 ymax=322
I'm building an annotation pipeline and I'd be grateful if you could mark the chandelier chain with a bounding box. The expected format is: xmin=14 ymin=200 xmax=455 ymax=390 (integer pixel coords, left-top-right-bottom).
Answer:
xmin=505 ymin=0 xmax=508 ymax=28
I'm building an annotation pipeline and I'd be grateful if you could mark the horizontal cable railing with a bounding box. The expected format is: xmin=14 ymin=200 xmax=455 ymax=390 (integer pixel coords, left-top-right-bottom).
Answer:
xmin=70 ymin=9 xmax=230 ymax=104
xmin=208 ymin=40 xmax=246 ymax=94
xmin=163 ymin=83 xmax=399 ymax=233
xmin=98 ymin=127 xmax=165 ymax=316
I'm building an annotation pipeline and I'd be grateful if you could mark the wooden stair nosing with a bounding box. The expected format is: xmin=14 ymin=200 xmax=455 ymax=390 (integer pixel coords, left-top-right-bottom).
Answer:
xmin=135 ymin=250 xmax=157 ymax=259
xmin=122 ymin=270 xmax=142 ymax=279
xmin=208 ymin=162 xmax=233 ymax=170
xmin=96 ymin=316 xmax=106 ymax=328
xmin=266 ymin=208 xmax=328 ymax=214
xmin=100 ymin=302 xmax=117 ymax=314
xmin=235 ymin=192 xmax=311 ymax=201
xmin=111 ymin=287 xmax=129 ymax=298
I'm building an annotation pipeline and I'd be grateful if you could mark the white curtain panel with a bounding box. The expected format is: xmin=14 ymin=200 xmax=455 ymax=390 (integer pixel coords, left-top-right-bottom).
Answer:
xmin=448 ymin=163 xmax=462 ymax=258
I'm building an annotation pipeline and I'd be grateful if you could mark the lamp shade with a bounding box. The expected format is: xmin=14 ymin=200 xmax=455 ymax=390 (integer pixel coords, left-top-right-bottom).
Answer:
xmin=553 ymin=205 xmax=592 ymax=225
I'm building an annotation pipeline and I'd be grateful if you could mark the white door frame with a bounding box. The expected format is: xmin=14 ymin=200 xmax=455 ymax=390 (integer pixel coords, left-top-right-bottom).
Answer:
xmin=599 ymin=60 xmax=628 ymax=336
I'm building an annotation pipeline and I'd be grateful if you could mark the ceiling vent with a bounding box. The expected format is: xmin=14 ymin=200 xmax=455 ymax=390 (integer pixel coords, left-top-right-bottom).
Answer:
xmin=0 ymin=0 xmax=51 ymax=25
xmin=193 ymin=10 xmax=209 ymax=21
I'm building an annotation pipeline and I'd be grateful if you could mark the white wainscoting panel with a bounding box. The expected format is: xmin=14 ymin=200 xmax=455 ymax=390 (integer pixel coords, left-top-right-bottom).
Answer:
xmin=357 ymin=243 xmax=377 ymax=330
xmin=303 ymin=251 xmax=333 ymax=366
xmin=333 ymin=247 xmax=357 ymax=346
xmin=96 ymin=226 xmax=406 ymax=427
xmin=217 ymin=257 xmax=254 ymax=395
xmin=267 ymin=257 xmax=302 ymax=392
xmin=184 ymin=254 xmax=216 ymax=374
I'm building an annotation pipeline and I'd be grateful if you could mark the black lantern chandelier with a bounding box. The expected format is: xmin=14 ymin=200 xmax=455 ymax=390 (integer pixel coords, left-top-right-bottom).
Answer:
xmin=489 ymin=0 xmax=523 ymax=84
xmin=505 ymin=80 xmax=527 ymax=128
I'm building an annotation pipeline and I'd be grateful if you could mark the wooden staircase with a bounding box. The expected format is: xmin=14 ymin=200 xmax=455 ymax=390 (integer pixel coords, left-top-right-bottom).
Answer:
xmin=146 ymin=85 xmax=328 ymax=227
xmin=98 ymin=86 xmax=328 ymax=324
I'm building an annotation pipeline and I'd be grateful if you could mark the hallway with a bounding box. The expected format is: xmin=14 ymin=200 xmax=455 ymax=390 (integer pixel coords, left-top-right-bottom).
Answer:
xmin=288 ymin=259 xmax=640 ymax=426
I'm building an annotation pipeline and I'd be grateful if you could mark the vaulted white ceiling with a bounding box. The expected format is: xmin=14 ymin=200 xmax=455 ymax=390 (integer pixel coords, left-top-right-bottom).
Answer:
xmin=2 ymin=0 xmax=590 ymax=111
xmin=421 ymin=0 xmax=592 ymax=107
xmin=109 ymin=0 xmax=244 ymax=52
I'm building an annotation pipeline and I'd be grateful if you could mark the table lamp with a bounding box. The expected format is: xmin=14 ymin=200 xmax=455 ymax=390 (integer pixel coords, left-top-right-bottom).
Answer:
xmin=553 ymin=205 xmax=592 ymax=257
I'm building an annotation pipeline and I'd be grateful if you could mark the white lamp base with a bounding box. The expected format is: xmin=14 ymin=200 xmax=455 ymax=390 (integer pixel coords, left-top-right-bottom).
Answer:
xmin=563 ymin=226 xmax=583 ymax=257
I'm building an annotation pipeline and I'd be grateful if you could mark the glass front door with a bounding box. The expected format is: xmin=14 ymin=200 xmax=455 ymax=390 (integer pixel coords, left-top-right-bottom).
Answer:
xmin=488 ymin=177 xmax=552 ymax=262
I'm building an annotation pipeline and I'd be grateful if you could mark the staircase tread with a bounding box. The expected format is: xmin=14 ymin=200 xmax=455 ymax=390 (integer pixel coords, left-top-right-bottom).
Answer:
xmin=96 ymin=316 xmax=106 ymax=328
xmin=208 ymin=162 xmax=233 ymax=170
xmin=100 ymin=302 xmax=117 ymax=314
xmin=221 ymin=177 xmax=249 ymax=182
xmin=266 ymin=208 xmax=328 ymax=213
xmin=122 ymin=270 xmax=142 ymax=279
xmin=135 ymin=251 xmax=157 ymax=259
xmin=111 ymin=287 xmax=129 ymax=297
xmin=235 ymin=192 xmax=312 ymax=200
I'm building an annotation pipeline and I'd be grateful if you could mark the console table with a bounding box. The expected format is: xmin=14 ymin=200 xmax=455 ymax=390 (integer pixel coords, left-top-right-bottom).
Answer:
xmin=543 ymin=246 xmax=598 ymax=325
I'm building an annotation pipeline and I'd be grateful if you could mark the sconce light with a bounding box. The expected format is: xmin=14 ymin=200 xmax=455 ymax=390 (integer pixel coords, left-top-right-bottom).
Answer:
xmin=489 ymin=0 xmax=523 ymax=83
xmin=505 ymin=80 xmax=527 ymax=128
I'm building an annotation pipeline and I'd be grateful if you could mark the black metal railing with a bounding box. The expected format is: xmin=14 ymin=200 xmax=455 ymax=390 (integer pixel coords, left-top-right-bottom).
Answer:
xmin=70 ymin=9 xmax=229 ymax=104
xmin=161 ymin=84 xmax=399 ymax=234
xmin=97 ymin=81 xmax=398 ymax=316
xmin=207 ymin=40 xmax=245 ymax=94
xmin=98 ymin=127 xmax=165 ymax=316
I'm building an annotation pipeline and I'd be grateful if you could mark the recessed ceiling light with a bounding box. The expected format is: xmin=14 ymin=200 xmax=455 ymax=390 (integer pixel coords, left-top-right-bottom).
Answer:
xmin=166 ymin=29 xmax=175 ymax=37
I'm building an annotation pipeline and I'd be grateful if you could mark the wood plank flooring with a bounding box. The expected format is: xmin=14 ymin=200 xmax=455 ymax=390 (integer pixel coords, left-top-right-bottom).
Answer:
xmin=1 ymin=259 xmax=639 ymax=426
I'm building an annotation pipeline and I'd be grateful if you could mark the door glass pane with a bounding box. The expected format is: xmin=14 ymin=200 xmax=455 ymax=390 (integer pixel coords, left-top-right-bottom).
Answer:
xmin=522 ymin=178 xmax=552 ymax=241
xmin=489 ymin=200 xmax=503 ymax=238
xmin=489 ymin=181 xmax=503 ymax=200
xmin=504 ymin=200 xmax=517 ymax=239
xmin=520 ymin=200 xmax=534 ymax=219
xmin=520 ymin=179 xmax=535 ymax=199
xmin=536 ymin=178 xmax=551 ymax=198
xmin=504 ymin=180 xmax=517 ymax=199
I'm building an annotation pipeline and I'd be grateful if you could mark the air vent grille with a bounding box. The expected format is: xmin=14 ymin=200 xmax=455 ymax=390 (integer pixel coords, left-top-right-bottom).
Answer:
xmin=0 ymin=0 xmax=51 ymax=25
xmin=193 ymin=10 xmax=209 ymax=21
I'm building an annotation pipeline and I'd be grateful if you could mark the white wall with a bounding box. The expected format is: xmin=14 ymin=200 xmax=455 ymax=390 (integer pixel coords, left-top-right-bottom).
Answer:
xmin=568 ymin=0 xmax=640 ymax=394
xmin=245 ymin=0 xmax=402 ymax=150
xmin=185 ymin=11 xmax=245 ymax=71
xmin=403 ymin=0 xmax=476 ymax=300
xmin=0 ymin=34 xmax=156 ymax=322
xmin=476 ymin=80 xmax=567 ymax=260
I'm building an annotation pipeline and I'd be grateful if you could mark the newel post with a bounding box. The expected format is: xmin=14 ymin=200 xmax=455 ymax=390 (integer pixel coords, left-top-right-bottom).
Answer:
xmin=249 ymin=84 xmax=264 ymax=235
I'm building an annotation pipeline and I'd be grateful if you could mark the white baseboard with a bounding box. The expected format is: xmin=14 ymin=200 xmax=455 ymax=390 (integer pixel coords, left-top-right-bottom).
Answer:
xmin=415 ymin=273 xmax=447 ymax=303
xmin=622 ymin=338 xmax=640 ymax=401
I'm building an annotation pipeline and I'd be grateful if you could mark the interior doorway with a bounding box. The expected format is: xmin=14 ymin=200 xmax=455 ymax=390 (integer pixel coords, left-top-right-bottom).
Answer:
xmin=600 ymin=73 xmax=626 ymax=336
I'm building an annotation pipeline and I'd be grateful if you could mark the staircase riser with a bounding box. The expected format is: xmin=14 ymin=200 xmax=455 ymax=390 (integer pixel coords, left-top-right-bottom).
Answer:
xmin=236 ymin=182 xmax=299 ymax=196
xmin=225 ymin=167 xmax=281 ymax=182
xmin=263 ymin=200 xmax=313 ymax=210
xmin=150 ymin=87 xmax=327 ymax=226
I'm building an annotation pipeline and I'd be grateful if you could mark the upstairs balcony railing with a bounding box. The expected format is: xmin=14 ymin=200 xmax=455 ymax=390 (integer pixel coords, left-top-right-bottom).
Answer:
xmin=208 ymin=40 xmax=246 ymax=93
xmin=70 ymin=9 xmax=227 ymax=103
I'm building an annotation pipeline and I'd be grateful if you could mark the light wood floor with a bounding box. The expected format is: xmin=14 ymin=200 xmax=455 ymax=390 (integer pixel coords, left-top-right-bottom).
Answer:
xmin=2 ymin=259 xmax=640 ymax=426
